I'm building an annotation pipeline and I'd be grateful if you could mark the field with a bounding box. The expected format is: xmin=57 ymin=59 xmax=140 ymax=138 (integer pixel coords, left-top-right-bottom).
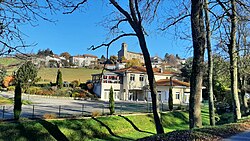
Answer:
xmin=0 ymin=57 xmax=103 ymax=83
xmin=37 ymin=68 xmax=103 ymax=83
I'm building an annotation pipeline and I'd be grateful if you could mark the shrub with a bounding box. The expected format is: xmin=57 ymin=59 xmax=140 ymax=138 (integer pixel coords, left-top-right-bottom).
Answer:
xmin=72 ymin=92 xmax=80 ymax=99
xmin=3 ymin=76 xmax=15 ymax=88
xmin=216 ymin=113 xmax=234 ymax=125
xmin=109 ymin=86 xmax=115 ymax=115
xmin=7 ymin=86 xmax=15 ymax=91
xmin=26 ymin=87 xmax=42 ymax=94
xmin=215 ymin=102 xmax=231 ymax=114
xmin=43 ymin=113 xmax=57 ymax=119
xmin=79 ymin=92 xmax=86 ymax=98
xmin=56 ymin=69 xmax=63 ymax=89
xmin=92 ymin=111 xmax=101 ymax=117
xmin=70 ymin=80 xmax=80 ymax=88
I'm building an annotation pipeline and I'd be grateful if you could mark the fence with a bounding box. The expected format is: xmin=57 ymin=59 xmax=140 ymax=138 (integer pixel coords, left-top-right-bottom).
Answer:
xmin=0 ymin=102 xmax=188 ymax=120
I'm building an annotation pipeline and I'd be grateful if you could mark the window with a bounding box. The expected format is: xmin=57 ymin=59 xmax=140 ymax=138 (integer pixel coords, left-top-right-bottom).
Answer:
xmin=176 ymin=92 xmax=180 ymax=100
xmin=165 ymin=91 xmax=168 ymax=100
xmin=139 ymin=75 xmax=144 ymax=81
xmin=130 ymin=74 xmax=135 ymax=81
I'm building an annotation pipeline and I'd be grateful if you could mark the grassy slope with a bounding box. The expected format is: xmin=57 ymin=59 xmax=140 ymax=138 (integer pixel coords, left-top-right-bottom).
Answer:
xmin=0 ymin=109 xmax=210 ymax=141
xmin=0 ymin=57 xmax=23 ymax=75
xmin=0 ymin=58 xmax=103 ymax=83
xmin=37 ymin=68 xmax=102 ymax=83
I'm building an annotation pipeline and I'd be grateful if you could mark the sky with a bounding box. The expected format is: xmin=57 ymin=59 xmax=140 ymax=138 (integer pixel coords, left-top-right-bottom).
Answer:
xmin=18 ymin=1 xmax=193 ymax=59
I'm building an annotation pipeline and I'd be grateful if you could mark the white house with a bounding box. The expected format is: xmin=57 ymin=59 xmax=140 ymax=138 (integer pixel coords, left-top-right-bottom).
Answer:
xmin=82 ymin=54 xmax=98 ymax=67
xmin=69 ymin=54 xmax=98 ymax=67
xmin=92 ymin=66 xmax=193 ymax=104
xmin=151 ymin=56 xmax=163 ymax=68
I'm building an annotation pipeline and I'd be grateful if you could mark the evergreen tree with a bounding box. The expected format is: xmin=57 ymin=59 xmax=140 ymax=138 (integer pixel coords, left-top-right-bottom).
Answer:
xmin=109 ymin=86 xmax=115 ymax=115
xmin=16 ymin=61 xmax=37 ymax=92
xmin=56 ymin=69 xmax=63 ymax=89
xmin=14 ymin=81 xmax=22 ymax=120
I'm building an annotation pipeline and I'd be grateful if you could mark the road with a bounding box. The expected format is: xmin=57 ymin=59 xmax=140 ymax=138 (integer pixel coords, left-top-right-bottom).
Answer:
xmin=0 ymin=91 xmax=158 ymax=119
xmin=223 ymin=130 xmax=250 ymax=141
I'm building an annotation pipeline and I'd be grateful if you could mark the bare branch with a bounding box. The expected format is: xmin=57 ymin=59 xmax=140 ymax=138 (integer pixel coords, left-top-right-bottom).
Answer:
xmin=63 ymin=0 xmax=88 ymax=14
xmin=110 ymin=19 xmax=128 ymax=30
xmin=110 ymin=0 xmax=135 ymax=27
xmin=88 ymin=33 xmax=136 ymax=50
xmin=159 ymin=14 xmax=190 ymax=31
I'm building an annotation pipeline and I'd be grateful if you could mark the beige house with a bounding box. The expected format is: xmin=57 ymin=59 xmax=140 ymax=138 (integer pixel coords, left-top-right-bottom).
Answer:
xmin=118 ymin=43 xmax=144 ymax=63
xmin=92 ymin=66 xmax=193 ymax=104
xmin=155 ymin=79 xmax=190 ymax=104
xmin=69 ymin=54 xmax=98 ymax=67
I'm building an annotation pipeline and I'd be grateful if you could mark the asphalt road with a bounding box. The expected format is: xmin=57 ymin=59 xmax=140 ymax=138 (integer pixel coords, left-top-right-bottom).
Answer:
xmin=223 ymin=130 xmax=250 ymax=141
xmin=0 ymin=91 xmax=156 ymax=119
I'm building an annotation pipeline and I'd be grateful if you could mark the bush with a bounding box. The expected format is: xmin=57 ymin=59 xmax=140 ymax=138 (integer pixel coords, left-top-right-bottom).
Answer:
xmin=70 ymin=80 xmax=80 ymax=88
xmin=216 ymin=113 xmax=234 ymax=125
xmin=109 ymin=86 xmax=115 ymax=115
xmin=56 ymin=69 xmax=63 ymax=89
xmin=92 ymin=111 xmax=101 ymax=117
xmin=215 ymin=102 xmax=231 ymax=114
xmin=43 ymin=113 xmax=57 ymax=119
xmin=26 ymin=87 xmax=42 ymax=94
xmin=7 ymin=86 xmax=15 ymax=91
xmin=72 ymin=92 xmax=80 ymax=99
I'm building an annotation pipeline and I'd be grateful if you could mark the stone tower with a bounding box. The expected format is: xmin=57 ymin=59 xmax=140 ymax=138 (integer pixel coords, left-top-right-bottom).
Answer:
xmin=118 ymin=42 xmax=128 ymax=60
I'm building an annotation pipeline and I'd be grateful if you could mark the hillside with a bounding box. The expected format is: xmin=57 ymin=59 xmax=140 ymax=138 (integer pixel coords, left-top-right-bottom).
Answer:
xmin=37 ymin=68 xmax=103 ymax=83
xmin=0 ymin=57 xmax=103 ymax=83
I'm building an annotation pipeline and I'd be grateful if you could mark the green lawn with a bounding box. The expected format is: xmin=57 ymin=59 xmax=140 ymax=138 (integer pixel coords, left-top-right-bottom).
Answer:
xmin=37 ymin=68 xmax=103 ymax=83
xmin=0 ymin=96 xmax=32 ymax=105
xmin=0 ymin=109 xmax=210 ymax=141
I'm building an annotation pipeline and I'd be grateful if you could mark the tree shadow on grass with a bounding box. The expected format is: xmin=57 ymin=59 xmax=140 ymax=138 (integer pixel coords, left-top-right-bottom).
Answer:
xmin=38 ymin=119 xmax=69 ymax=141
xmin=92 ymin=117 xmax=133 ymax=140
xmin=16 ymin=121 xmax=33 ymax=140
xmin=118 ymin=115 xmax=154 ymax=135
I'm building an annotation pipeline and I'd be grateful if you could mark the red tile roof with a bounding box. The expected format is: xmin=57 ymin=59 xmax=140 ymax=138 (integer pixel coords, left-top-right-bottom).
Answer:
xmin=114 ymin=66 xmax=177 ymax=75
xmin=156 ymin=79 xmax=190 ymax=87
xmin=83 ymin=54 xmax=98 ymax=58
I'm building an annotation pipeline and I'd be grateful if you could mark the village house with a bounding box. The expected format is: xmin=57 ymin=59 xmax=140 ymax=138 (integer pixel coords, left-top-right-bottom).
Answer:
xmin=92 ymin=66 xmax=193 ymax=104
xmin=69 ymin=54 xmax=98 ymax=67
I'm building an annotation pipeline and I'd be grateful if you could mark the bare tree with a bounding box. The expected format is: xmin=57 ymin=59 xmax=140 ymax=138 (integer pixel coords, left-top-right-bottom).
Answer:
xmin=237 ymin=15 xmax=250 ymax=114
xmin=189 ymin=0 xmax=206 ymax=129
xmin=0 ymin=0 xmax=56 ymax=56
xmin=63 ymin=0 xmax=164 ymax=134
xmin=204 ymin=0 xmax=215 ymax=126
xmin=216 ymin=0 xmax=243 ymax=121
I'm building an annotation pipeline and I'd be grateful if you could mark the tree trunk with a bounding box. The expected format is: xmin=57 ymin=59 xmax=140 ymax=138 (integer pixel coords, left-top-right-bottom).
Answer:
xmin=204 ymin=0 xmax=215 ymax=126
xmin=14 ymin=82 xmax=22 ymax=120
xmin=240 ymin=76 xmax=249 ymax=114
xmin=136 ymin=29 xmax=164 ymax=134
xmin=229 ymin=0 xmax=241 ymax=121
xmin=109 ymin=0 xmax=164 ymax=134
xmin=189 ymin=0 xmax=206 ymax=129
